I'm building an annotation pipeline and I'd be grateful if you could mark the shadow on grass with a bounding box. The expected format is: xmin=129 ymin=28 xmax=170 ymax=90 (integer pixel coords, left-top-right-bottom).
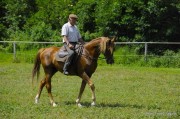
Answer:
xmin=97 ymin=102 xmax=145 ymax=109
xmin=64 ymin=101 xmax=145 ymax=109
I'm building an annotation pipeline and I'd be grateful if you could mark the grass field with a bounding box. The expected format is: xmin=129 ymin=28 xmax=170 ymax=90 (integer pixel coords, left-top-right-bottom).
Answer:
xmin=0 ymin=63 xmax=179 ymax=119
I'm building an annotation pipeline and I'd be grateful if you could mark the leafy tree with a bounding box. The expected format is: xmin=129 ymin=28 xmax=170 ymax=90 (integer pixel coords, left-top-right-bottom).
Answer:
xmin=73 ymin=0 xmax=97 ymax=41
xmin=1 ymin=0 xmax=179 ymax=52
xmin=0 ymin=0 xmax=7 ymax=41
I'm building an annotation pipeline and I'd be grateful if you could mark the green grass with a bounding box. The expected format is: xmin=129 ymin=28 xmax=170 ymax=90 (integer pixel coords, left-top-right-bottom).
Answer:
xmin=1 ymin=45 xmax=180 ymax=68
xmin=0 ymin=63 xmax=179 ymax=119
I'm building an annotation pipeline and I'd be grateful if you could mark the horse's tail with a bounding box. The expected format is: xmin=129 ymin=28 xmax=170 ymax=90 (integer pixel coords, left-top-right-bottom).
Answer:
xmin=32 ymin=48 xmax=45 ymax=84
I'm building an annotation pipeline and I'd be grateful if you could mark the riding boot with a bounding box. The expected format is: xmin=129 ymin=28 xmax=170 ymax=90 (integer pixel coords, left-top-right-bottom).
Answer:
xmin=63 ymin=42 xmax=75 ymax=75
xmin=63 ymin=62 xmax=70 ymax=75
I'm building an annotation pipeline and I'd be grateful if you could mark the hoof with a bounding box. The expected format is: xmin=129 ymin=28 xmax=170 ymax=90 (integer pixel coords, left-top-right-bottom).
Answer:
xmin=35 ymin=99 xmax=39 ymax=104
xmin=91 ymin=102 xmax=96 ymax=106
xmin=77 ymin=103 xmax=83 ymax=107
xmin=52 ymin=102 xmax=57 ymax=107
xmin=35 ymin=97 xmax=39 ymax=104
xmin=76 ymin=99 xmax=83 ymax=107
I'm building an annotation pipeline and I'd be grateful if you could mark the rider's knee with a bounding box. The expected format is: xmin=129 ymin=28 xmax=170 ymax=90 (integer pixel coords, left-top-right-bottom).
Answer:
xmin=69 ymin=50 xmax=75 ymax=56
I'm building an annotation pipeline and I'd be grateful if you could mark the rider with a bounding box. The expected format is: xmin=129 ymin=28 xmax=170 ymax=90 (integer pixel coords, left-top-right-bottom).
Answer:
xmin=61 ymin=14 xmax=84 ymax=75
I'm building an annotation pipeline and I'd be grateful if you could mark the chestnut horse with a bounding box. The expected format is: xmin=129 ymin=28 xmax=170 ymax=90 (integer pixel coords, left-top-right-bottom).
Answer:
xmin=32 ymin=37 xmax=115 ymax=107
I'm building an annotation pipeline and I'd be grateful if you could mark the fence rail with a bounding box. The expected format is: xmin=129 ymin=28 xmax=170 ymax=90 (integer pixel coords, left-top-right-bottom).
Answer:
xmin=1 ymin=41 xmax=180 ymax=44
xmin=115 ymin=42 xmax=180 ymax=44
xmin=0 ymin=41 xmax=180 ymax=62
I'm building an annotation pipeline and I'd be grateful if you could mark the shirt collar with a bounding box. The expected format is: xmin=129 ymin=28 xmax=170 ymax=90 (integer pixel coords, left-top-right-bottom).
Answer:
xmin=68 ymin=22 xmax=74 ymax=26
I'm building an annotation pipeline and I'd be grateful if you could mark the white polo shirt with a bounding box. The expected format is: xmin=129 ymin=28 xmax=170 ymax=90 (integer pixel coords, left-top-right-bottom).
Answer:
xmin=61 ymin=22 xmax=81 ymax=42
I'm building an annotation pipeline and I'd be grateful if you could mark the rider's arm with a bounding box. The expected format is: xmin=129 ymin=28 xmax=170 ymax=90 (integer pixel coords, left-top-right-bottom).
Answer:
xmin=63 ymin=35 xmax=74 ymax=49
xmin=63 ymin=35 xmax=69 ymax=45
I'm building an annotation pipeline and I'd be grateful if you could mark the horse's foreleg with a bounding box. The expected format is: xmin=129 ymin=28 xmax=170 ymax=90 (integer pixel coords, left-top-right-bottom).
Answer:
xmin=89 ymin=83 xmax=96 ymax=106
xmin=35 ymin=78 xmax=46 ymax=104
xmin=81 ymin=72 xmax=96 ymax=106
xmin=76 ymin=80 xmax=87 ymax=107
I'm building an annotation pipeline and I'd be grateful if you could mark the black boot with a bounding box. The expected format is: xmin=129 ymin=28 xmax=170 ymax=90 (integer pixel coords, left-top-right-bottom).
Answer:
xmin=63 ymin=62 xmax=69 ymax=75
xmin=62 ymin=44 xmax=75 ymax=75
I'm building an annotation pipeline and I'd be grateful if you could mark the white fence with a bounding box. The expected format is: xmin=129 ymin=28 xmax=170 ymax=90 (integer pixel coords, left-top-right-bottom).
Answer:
xmin=115 ymin=42 xmax=180 ymax=61
xmin=0 ymin=41 xmax=180 ymax=62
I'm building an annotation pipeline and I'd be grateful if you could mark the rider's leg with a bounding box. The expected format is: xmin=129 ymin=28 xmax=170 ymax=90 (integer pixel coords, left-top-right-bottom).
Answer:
xmin=63 ymin=43 xmax=75 ymax=75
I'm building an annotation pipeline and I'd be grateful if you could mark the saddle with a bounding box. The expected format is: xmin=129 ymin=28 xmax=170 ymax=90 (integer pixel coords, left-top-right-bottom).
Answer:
xmin=55 ymin=43 xmax=83 ymax=62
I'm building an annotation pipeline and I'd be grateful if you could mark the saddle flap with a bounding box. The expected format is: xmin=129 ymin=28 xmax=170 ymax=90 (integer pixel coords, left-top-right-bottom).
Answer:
xmin=55 ymin=43 xmax=84 ymax=62
xmin=58 ymin=46 xmax=69 ymax=58
xmin=55 ymin=52 xmax=67 ymax=62
xmin=58 ymin=51 xmax=69 ymax=58
xmin=55 ymin=46 xmax=68 ymax=62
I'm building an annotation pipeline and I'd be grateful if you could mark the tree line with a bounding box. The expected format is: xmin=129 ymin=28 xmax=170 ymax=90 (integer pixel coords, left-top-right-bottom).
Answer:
xmin=0 ymin=0 xmax=180 ymax=53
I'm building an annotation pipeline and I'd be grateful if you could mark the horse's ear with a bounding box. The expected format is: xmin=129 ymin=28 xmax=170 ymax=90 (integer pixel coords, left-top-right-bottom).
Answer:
xmin=111 ymin=36 xmax=116 ymax=42
xmin=108 ymin=39 xmax=111 ymax=46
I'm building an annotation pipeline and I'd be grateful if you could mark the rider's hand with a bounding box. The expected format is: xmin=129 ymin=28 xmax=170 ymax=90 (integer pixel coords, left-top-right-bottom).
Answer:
xmin=79 ymin=38 xmax=85 ymax=45
xmin=81 ymin=41 xmax=85 ymax=45
xmin=68 ymin=44 xmax=74 ymax=49
xmin=79 ymin=41 xmax=85 ymax=45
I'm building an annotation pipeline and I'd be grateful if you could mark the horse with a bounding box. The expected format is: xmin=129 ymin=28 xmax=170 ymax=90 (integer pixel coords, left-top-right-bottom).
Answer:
xmin=32 ymin=37 xmax=115 ymax=107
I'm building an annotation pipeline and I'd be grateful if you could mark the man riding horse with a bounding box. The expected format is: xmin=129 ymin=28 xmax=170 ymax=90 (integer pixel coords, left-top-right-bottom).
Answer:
xmin=61 ymin=14 xmax=84 ymax=75
xmin=32 ymin=14 xmax=115 ymax=107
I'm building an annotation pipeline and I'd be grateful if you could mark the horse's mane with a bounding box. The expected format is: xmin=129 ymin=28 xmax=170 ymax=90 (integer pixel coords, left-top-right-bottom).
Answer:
xmin=85 ymin=37 xmax=108 ymax=53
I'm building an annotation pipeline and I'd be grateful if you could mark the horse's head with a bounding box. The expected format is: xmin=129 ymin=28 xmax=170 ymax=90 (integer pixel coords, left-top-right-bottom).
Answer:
xmin=100 ymin=37 xmax=115 ymax=64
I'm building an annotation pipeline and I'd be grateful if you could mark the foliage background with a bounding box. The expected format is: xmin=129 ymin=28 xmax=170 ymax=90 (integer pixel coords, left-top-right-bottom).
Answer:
xmin=0 ymin=0 xmax=180 ymax=54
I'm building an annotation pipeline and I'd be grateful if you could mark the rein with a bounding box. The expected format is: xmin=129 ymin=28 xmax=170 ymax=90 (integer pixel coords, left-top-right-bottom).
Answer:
xmin=75 ymin=43 xmax=107 ymax=62
xmin=76 ymin=43 xmax=106 ymax=61
xmin=74 ymin=43 xmax=84 ymax=62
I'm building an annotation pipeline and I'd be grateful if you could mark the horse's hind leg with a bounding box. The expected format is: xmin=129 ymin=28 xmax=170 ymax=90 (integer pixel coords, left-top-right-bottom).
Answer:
xmin=45 ymin=73 xmax=57 ymax=107
xmin=35 ymin=70 xmax=57 ymax=107
xmin=35 ymin=77 xmax=46 ymax=104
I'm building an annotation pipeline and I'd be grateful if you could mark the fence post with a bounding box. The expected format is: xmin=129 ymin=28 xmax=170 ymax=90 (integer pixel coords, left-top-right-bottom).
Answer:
xmin=13 ymin=42 xmax=16 ymax=61
xmin=144 ymin=43 xmax=148 ymax=61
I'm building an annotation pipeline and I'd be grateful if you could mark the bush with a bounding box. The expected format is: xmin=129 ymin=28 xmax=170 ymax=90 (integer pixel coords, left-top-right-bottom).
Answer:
xmin=114 ymin=46 xmax=180 ymax=68
xmin=161 ymin=50 xmax=176 ymax=67
xmin=145 ymin=50 xmax=180 ymax=68
xmin=114 ymin=45 xmax=142 ymax=66
xmin=148 ymin=57 xmax=162 ymax=67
